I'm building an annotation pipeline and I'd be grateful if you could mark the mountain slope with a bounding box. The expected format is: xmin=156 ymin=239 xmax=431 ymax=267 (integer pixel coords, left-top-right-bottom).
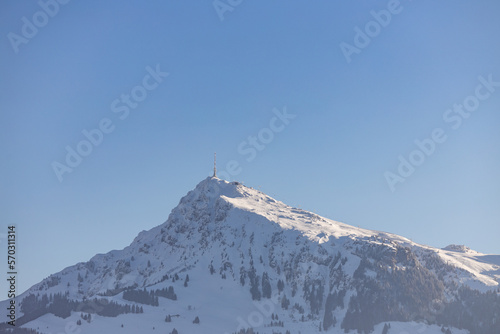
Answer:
xmin=2 ymin=177 xmax=499 ymax=334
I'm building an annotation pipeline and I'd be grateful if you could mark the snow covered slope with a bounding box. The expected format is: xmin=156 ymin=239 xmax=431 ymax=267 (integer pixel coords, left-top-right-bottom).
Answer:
xmin=1 ymin=177 xmax=499 ymax=334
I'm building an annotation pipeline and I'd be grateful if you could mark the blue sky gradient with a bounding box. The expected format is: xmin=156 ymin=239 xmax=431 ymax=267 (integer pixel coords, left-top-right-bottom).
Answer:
xmin=1 ymin=0 xmax=499 ymax=294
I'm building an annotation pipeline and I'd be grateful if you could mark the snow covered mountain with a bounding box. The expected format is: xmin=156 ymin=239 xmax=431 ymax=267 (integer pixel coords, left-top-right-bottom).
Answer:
xmin=2 ymin=177 xmax=499 ymax=334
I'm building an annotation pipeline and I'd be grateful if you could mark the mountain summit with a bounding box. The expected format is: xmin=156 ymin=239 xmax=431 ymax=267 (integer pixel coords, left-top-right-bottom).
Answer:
xmin=2 ymin=177 xmax=500 ymax=333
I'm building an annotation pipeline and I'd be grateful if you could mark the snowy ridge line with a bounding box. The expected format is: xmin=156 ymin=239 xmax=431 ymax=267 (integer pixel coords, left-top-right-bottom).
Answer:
xmin=212 ymin=177 xmax=499 ymax=290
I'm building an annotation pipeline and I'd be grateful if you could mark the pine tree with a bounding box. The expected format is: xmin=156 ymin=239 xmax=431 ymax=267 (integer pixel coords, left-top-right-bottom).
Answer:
xmin=248 ymin=267 xmax=261 ymax=300
xmin=281 ymin=294 xmax=290 ymax=310
xmin=277 ymin=279 xmax=285 ymax=293
xmin=239 ymin=267 xmax=246 ymax=286
xmin=262 ymin=272 xmax=272 ymax=298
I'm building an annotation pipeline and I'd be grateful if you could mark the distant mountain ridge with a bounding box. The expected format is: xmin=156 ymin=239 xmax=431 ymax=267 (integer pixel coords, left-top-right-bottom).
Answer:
xmin=2 ymin=177 xmax=499 ymax=334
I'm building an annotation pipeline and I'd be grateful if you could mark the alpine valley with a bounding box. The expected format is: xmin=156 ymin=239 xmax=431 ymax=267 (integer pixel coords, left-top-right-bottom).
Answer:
xmin=2 ymin=177 xmax=499 ymax=334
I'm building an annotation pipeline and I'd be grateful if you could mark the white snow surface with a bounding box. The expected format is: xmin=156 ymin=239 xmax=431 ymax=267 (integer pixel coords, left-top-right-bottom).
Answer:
xmin=208 ymin=177 xmax=499 ymax=290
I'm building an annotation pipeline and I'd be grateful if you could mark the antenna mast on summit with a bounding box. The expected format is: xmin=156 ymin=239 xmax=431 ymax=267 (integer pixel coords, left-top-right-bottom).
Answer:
xmin=213 ymin=152 xmax=217 ymax=178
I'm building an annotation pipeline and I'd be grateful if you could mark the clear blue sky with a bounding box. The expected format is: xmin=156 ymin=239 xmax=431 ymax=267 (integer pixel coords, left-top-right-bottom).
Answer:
xmin=1 ymin=0 xmax=499 ymax=294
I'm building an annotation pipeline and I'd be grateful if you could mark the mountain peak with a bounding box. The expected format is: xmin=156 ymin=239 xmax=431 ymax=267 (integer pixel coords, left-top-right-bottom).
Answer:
xmin=192 ymin=176 xmax=245 ymax=199
xmin=442 ymin=244 xmax=472 ymax=253
xmin=171 ymin=177 xmax=249 ymax=219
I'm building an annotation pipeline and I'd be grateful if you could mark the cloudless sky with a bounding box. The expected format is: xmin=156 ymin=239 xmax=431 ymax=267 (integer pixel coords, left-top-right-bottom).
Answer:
xmin=1 ymin=0 xmax=499 ymax=294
